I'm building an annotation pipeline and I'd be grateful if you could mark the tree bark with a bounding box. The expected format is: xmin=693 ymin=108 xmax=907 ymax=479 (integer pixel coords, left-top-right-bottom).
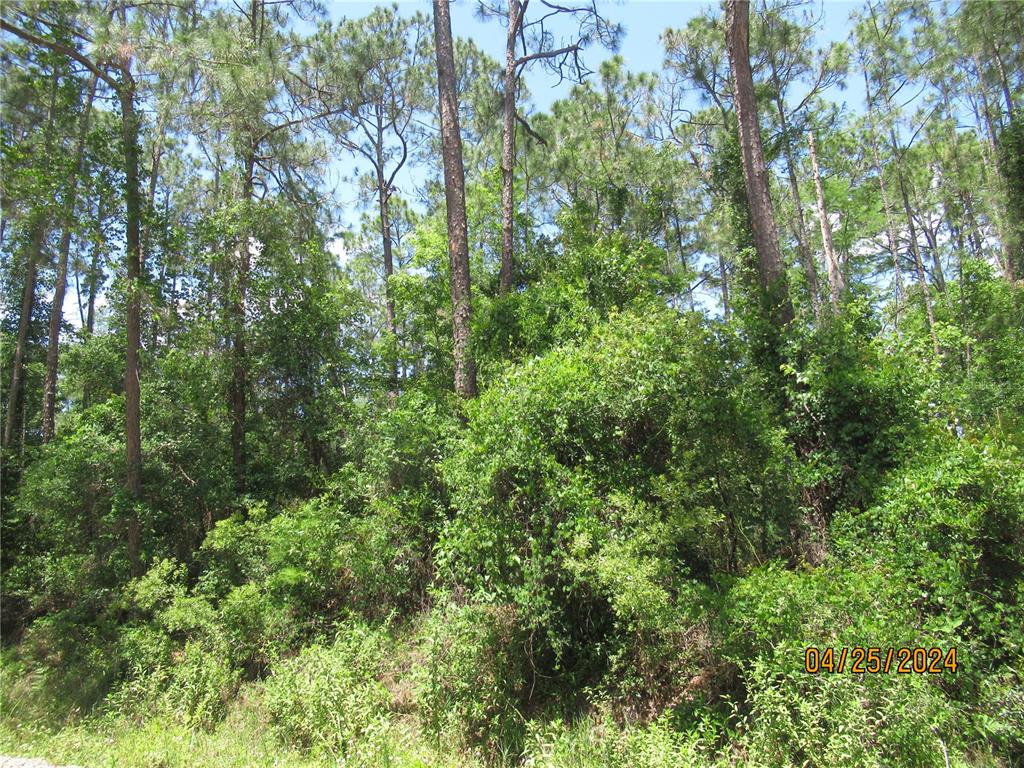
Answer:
xmin=808 ymin=130 xmax=843 ymax=308
xmin=119 ymin=70 xmax=144 ymax=576
xmin=863 ymin=77 xmax=905 ymax=330
xmin=719 ymin=249 xmax=731 ymax=320
xmin=772 ymin=87 xmax=820 ymax=319
xmin=373 ymin=121 xmax=399 ymax=399
xmin=919 ymin=210 xmax=946 ymax=293
xmin=43 ymin=76 xmax=98 ymax=443
xmin=433 ymin=0 xmax=477 ymax=399
xmin=725 ymin=0 xmax=793 ymax=327
xmin=3 ymin=67 xmax=60 ymax=450
xmin=499 ymin=0 xmax=525 ymax=294
xmin=3 ymin=223 xmax=44 ymax=450
xmin=970 ymin=55 xmax=1015 ymax=280
xmin=991 ymin=43 xmax=1014 ymax=119
xmin=890 ymin=129 xmax=940 ymax=357
xmin=86 ymin=201 xmax=101 ymax=339
xmin=231 ymin=147 xmax=254 ymax=493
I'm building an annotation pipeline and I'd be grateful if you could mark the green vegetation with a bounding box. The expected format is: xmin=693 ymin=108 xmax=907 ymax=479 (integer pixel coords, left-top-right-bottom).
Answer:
xmin=2 ymin=0 xmax=1023 ymax=766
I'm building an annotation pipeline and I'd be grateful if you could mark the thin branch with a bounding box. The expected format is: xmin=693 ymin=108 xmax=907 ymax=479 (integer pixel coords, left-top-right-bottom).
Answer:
xmin=515 ymin=111 xmax=547 ymax=145
xmin=254 ymin=105 xmax=345 ymax=145
xmin=0 ymin=18 xmax=120 ymax=90
xmin=514 ymin=43 xmax=580 ymax=70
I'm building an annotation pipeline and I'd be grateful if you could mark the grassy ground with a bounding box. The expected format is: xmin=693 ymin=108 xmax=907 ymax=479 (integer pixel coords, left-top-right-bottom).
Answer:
xmin=0 ymin=680 xmax=478 ymax=768
xmin=0 ymin=693 xmax=317 ymax=768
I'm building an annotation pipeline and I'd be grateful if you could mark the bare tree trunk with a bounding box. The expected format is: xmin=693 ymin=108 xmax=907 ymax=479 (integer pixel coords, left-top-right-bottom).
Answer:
xmin=808 ymin=130 xmax=843 ymax=308
xmin=377 ymin=180 xmax=396 ymax=339
xmin=3 ymin=68 xmax=59 ymax=450
xmin=43 ymin=76 xmax=98 ymax=443
xmin=973 ymin=55 xmax=1001 ymax=160
xmin=78 ymin=196 xmax=102 ymax=412
xmin=719 ymin=250 xmax=731 ymax=320
xmin=86 ymin=216 xmax=100 ymax=338
xmin=523 ymin=147 xmax=532 ymax=255
xmin=433 ymin=0 xmax=477 ymax=398
xmin=890 ymin=129 xmax=940 ymax=357
xmin=772 ymin=88 xmax=820 ymax=319
xmin=726 ymin=0 xmax=793 ymax=327
xmin=971 ymin=55 xmax=1016 ymax=281
xmin=145 ymin=112 xmax=168 ymax=353
xmin=375 ymin=133 xmax=399 ymax=399
xmin=919 ymin=211 xmax=946 ymax=292
xmin=119 ymin=72 xmax=144 ymax=577
xmin=864 ymin=82 xmax=905 ymax=330
xmin=231 ymin=148 xmax=254 ymax=493
xmin=499 ymin=0 xmax=525 ymax=295
xmin=3 ymin=224 xmax=44 ymax=450
xmin=992 ymin=44 xmax=1014 ymax=119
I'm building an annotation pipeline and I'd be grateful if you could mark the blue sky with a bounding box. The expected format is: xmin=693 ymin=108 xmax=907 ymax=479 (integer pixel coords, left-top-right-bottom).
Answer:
xmin=323 ymin=1 xmax=865 ymax=110
xmin=61 ymin=1 xmax=872 ymax=326
xmin=302 ymin=0 xmax=871 ymax=317
xmin=320 ymin=1 xmax=867 ymax=233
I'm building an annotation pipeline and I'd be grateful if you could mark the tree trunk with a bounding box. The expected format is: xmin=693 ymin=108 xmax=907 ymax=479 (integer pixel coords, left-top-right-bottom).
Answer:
xmin=864 ymin=73 xmax=905 ymax=331
xmin=120 ymin=73 xmax=144 ymax=577
xmin=939 ymin=87 xmax=967 ymax=251
xmin=991 ymin=44 xmax=1014 ymax=119
xmin=375 ymin=135 xmax=399 ymax=399
xmin=773 ymin=88 xmax=820 ymax=319
xmin=377 ymin=180 xmax=396 ymax=339
xmin=973 ymin=55 xmax=1001 ymax=160
xmin=86 ymin=207 xmax=100 ymax=338
xmin=231 ymin=148 xmax=255 ymax=493
xmin=725 ymin=0 xmax=793 ymax=327
xmin=43 ymin=76 xmax=98 ymax=443
xmin=719 ymin=249 xmax=731 ymax=320
xmin=971 ymin=55 xmax=1016 ymax=281
xmin=433 ymin=0 xmax=477 ymax=399
xmin=919 ymin=211 xmax=946 ymax=293
xmin=890 ymin=129 xmax=940 ymax=357
xmin=3 ymin=68 xmax=60 ymax=450
xmin=808 ymin=130 xmax=843 ymax=308
xmin=499 ymin=0 xmax=524 ymax=294
xmin=3 ymin=223 xmax=44 ymax=450
xmin=145 ymin=113 xmax=167 ymax=352
xmin=875 ymin=182 xmax=904 ymax=327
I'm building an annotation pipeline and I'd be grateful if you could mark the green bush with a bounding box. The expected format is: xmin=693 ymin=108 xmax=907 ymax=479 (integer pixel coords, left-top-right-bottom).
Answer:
xmin=520 ymin=712 xmax=711 ymax=768
xmin=475 ymin=229 xmax=675 ymax=368
xmin=438 ymin=307 xmax=794 ymax=697
xmin=708 ymin=432 xmax=1024 ymax=766
xmin=263 ymin=622 xmax=391 ymax=759
xmin=712 ymin=561 xmax=967 ymax=767
xmin=735 ymin=658 xmax=956 ymax=768
xmin=159 ymin=639 xmax=240 ymax=729
xmin=784 ymin=301 xmax=928 ymax=514
xmin=416 ymin=602 xmax=528 ymax=759
xmin=219 ymin=582 xmax=295 ymax=674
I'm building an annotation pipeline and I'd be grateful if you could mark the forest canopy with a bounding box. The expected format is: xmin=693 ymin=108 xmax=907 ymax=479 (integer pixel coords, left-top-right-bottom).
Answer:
xmin=1 ymin=0 xmax=1023 ymax=766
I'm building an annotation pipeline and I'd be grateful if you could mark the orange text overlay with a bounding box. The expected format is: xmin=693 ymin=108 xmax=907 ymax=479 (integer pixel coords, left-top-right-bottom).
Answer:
xmin=804 ymin=646 xmax=958 ymax=674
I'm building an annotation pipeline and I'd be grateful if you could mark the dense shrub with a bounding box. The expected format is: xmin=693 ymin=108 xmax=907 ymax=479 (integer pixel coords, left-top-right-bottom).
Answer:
xmin=712 ymin=432 xmax=1024 ymax=766
xmin=263 ymin=623 xmax=391 ymax=759
xmin=416 ymin=602 xmax=528 ymax=760
xmin=108 ymin=559 xmax=241 ymax=728
xmin=521 ymin=713 xmax=708 ymax=768
xmin=475 ymin=229 xmax=677 ymax=369
xmin=784 ymin=301 xmax=928 ymax=515
xmin=438 ymin=306 xmax=794 ymax=698
xmin=716 ymin=562 xmax=965 ymax=767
